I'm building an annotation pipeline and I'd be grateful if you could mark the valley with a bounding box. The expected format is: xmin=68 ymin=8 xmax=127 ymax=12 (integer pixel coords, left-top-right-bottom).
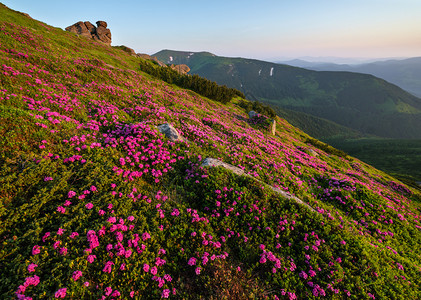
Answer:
xmin=155 ymin=50 xmax=421 ymax=182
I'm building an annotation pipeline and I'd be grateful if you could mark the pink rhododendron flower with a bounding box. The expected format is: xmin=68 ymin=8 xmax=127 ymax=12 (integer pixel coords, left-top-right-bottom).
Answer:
xmin=87 ymin=230 xmax=99 ymax=249
xmin=54 ymin=288 xmax=67 ymax=298
xmin=150 ymin=266 xmax=158 ymax=275
xmin=107 ymin=216 xmax=116 ymax=223
xmin=142 ymin=232 xmax=151 ymax=241
xmin=188 ymin=257 xmax=197 ymax=266
xmin=59 ymin=247 xmax=68 ymax=256
xmin=53 ymin=241 xmax=61 ymax=249
xmin=42 ymin=232 xmax=50 ymax=242
xmin=111 ymin=290 xmax=121 ymax=297
xmin=104 ymin=286 xmax=112 ymax=296
xmin=70 ymin=232 xmax=79 ymax=239
xmin=161 ymin=289 xmax=170 ymax=298
xmin=72 ymin=270 xmax=82 ymax=281
xmin=32 ymin=245 xmax=41 ymax=255
xmin=164 ymin=274 xmax=172 ymax=282
xmin=103 ymin=261 xmax=114 ymax=273
xmin=27 ymin=263 xmax=38 ymax=273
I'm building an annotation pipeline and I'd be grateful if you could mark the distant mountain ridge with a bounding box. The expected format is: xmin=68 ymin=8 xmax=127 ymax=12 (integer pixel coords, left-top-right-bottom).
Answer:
xmin=154 ymin=50 xmax=421 ymax=139
xmin=281 ymin=57 xmax=421 ymax=97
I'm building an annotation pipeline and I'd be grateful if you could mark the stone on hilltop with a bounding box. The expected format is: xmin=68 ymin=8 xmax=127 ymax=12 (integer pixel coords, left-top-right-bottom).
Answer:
xmin=94 ymin=21 xmax=111 ymax=45
xmin=84 ymin=21 xmax=96 ymax=34
xmin=65 ymin=20 xmax=111 ymax=45
xmin=65 ymin=21 xmax=92 ymax=38
xmin=96 ymin=21 xmax=108 ymax=28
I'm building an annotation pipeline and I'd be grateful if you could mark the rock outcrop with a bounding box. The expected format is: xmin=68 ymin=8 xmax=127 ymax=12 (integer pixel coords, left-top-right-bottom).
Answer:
xmin=137 ymin=54 xmax=167 ymax=67
xmin=115 ymin=45 xmax=136 ymax=56
xmin=157 ymin=123 xmax=184 ymax=142
xmin=298 ymin=146 xmax=319 ymax=157
xmin=201 ymin=157 xmax=317 ymax=213
xmin=170 ymin=64 xmax=190 ymax=75
xmin=93 ymin=21 xmax=111 ymax=45
xmin=201 ymin=158 xmax=245 ymax=176
xmin=65 ymin=20 xmax=111 ymax=45
xmin=248 ymin=111 xmax=258 ymax=119
xmin=248 ymin=111 xmax=277 ymax=136
xmin=308 ymin=149 xmax=319 ymax=157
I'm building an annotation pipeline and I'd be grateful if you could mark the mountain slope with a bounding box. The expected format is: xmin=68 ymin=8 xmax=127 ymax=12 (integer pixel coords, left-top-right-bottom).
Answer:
xmin=283 ymin=57 xmax=421 ymax=98
xmin=1 ymin=4 xmax=421 ymax=300
xmin=155 ymin=50 xmax=421 ymax=139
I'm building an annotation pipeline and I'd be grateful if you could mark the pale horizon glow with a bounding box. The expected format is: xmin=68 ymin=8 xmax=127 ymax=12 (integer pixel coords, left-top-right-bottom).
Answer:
xmin=2 ymin=0 xmax=421 ymax=62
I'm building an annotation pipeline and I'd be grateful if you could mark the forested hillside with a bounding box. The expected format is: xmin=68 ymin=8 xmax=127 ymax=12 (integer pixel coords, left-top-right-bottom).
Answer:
xmin=155 ymin=50 xmax=421 ymax=139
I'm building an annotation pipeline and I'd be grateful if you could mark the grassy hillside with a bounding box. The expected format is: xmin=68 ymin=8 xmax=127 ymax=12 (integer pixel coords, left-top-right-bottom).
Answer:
xmin=271 ymin=107 xmax=362 ymax=140
xmin=155 ymin=50 xmax=421 ymax=139
xmin=325 ymin=138 xmax=421 ymax=183
xmin=1 ymin=4 xmax=421 ymax=300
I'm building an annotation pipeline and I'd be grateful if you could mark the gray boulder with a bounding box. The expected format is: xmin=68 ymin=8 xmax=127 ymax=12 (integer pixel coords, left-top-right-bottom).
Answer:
xmin=201 ymin=158 xmax=245 ymax=176
xmin=157 ymin=123 xmax=184 ymax=142
xmin=308 ymin=149 xmax=319 ymax=157
xmin=201 ymin=157 xmax=317 ymax=213
xmin=248 ymin=111 xmax=258 ymax=119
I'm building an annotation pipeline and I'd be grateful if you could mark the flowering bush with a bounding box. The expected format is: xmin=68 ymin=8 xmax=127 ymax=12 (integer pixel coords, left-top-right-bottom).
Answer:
xmin=0 ymin=4 xmax=420 ymax=299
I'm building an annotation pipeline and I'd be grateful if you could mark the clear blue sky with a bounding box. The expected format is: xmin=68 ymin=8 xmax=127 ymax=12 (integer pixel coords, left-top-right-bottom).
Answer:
xmin=2 ymin=0 xmax=421 ymax=61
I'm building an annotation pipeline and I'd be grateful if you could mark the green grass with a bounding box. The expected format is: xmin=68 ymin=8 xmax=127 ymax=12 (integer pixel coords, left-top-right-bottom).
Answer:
xmin=325 ymin=138 xmax=421 ymax=182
